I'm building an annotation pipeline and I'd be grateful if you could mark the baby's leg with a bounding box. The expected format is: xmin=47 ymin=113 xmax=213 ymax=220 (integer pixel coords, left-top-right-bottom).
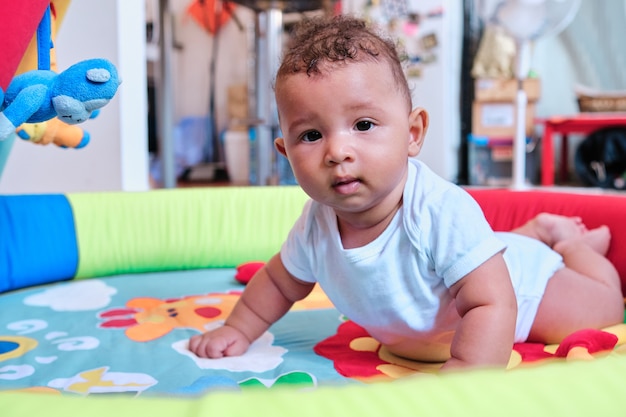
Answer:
xmin=527 ymin=235 xmax=624 ymax=344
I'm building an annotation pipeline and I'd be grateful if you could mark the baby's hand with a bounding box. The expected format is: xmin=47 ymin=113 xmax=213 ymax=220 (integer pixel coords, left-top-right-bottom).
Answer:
xmin=188 ymin=325 xmax=251 ymax=358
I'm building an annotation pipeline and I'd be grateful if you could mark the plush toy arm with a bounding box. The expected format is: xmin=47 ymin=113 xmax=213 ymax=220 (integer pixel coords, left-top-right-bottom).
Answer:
xmin=0 ymin=84 xmax=49 ymax=141
xmin=0 ymin=113 xmax=16 ymax=140
xmin=3 ymin=84 xmax=48 ymax=128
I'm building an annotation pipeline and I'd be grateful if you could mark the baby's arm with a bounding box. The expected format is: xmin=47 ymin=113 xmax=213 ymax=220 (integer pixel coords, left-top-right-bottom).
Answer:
xmin=442 ymin=252 xmax=517 ymax=371
xmin=189 ymin=253 xmax=315 ymax=358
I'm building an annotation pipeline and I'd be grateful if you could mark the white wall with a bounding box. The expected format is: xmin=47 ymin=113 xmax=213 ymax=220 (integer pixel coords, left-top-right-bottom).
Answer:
xmin=408 ymin=0 xmax=462 ymax=182
xmin=0 ymin=0 xmax=149 ymax=194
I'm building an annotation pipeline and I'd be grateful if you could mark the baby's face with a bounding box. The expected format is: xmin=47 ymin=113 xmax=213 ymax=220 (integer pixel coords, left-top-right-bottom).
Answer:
xmin=274 ymin=60 xmax=419 ymax=220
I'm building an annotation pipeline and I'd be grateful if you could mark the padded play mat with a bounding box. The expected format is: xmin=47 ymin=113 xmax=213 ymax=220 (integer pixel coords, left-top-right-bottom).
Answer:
xmin=2 ymin=265 xmax=626 ymax=416
xmin=2 ymin=187 xmax=626 ymax=415
xmin=3 ymin=265 xmax=626 ymax=393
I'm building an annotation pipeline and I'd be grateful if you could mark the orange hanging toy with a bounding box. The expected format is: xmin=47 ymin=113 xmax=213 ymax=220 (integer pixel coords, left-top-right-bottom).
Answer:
xmin=186 ymin=0 xmax=236 ymax=35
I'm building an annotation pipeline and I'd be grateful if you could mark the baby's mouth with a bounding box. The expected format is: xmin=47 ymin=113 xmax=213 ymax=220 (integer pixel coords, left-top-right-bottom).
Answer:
xmin=332 ymin=177 xmax=361 ymax=194
xmin=333 ymin=176 xmax=357 ymax=186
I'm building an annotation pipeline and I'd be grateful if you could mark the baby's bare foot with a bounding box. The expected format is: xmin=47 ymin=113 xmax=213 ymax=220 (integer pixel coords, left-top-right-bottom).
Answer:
xmin=581 ymin=226 xmax=611 ymax=256
xmin=532 ymin=213 xmax=588 ymax=247
xmin=553 ymin=226 xmax=611 ymax=256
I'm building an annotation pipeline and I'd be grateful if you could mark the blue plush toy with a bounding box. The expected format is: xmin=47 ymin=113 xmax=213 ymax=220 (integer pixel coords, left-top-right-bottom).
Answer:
xmin=0 ymin=58 xmax=120 ymax=141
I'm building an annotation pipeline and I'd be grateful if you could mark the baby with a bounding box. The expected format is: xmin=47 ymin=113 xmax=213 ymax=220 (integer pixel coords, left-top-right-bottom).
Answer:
xmin=189 ymin=15 xmax=624 ymax=370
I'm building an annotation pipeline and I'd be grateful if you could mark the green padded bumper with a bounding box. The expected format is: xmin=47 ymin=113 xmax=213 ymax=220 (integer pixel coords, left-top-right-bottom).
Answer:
xmin=67 ymin=186 xmax=309 ymax=278
xmin=2 ymin=354 xmax=626 ymax=416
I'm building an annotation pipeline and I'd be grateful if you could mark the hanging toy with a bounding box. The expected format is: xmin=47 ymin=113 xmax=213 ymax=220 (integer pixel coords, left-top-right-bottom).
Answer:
xmin=0 ymin=57 xmax=120 ymax=141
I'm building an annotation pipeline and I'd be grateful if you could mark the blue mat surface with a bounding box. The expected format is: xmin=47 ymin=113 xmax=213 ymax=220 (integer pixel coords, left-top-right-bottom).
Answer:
xmin=0 ymin=268 xmax=348 ymax=396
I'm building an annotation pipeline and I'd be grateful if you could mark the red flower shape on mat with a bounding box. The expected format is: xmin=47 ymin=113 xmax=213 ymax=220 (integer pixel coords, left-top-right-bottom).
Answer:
xmin=554 ymin=329 xmax=618 ymax=358
xmin=316 ymin=321 xmax=625 ymax=378
xmin=314 ymin=321 xmax=443 ymax=381
xmin=314 ymin=321 xmax=388 ymax=379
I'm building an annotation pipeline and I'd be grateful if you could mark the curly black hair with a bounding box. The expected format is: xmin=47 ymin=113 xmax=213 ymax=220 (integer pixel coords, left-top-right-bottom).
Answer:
xmin=275 ymin=14 xmax=411 ymax=107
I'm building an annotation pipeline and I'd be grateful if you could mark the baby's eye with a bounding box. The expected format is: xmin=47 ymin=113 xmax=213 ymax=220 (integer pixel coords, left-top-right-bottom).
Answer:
xmin=301 ymin=130 xmax=322 ymax=142
xmin=355 ymin=120 xmax=374 ymax=131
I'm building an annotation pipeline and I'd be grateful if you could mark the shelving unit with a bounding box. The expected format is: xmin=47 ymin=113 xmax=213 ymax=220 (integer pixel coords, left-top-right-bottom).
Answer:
xmin=230 ymin=0 xmax=331 ymax=185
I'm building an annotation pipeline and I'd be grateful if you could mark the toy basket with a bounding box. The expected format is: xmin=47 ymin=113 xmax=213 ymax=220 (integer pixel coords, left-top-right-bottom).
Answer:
xmin=575 ymin=84 xmax=626 ymax=112
xmin=578 ymin=96 xmax=626 ymax=112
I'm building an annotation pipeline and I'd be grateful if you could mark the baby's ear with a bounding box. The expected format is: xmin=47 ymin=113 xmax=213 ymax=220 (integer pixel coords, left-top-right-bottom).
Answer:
xmin=408 ymin=107 xmax=429 ymax=156
xmin=274 ymin=137 xmax=287 ymax=157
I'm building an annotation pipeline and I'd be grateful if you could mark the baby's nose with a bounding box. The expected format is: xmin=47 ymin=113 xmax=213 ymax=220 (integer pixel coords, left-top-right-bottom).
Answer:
xmin=324 ymin=135 xmax=354 ymax=165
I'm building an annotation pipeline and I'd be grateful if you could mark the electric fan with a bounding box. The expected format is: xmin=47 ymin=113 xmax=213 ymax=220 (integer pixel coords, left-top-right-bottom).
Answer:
xmin=476 ymin=0 xmax=581 ymax=188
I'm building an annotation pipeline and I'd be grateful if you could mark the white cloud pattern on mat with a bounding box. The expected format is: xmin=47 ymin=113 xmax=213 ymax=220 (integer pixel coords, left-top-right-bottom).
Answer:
xmin=173 ymin=328 xmax=286 ymax=372
xmin=24 ymin=280 xmax=117 ymax=311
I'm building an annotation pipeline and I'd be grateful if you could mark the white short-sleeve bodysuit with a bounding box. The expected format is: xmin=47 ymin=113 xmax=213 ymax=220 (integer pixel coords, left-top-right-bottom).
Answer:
xmin=281 ymin=159 xmax=564 ymax=345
